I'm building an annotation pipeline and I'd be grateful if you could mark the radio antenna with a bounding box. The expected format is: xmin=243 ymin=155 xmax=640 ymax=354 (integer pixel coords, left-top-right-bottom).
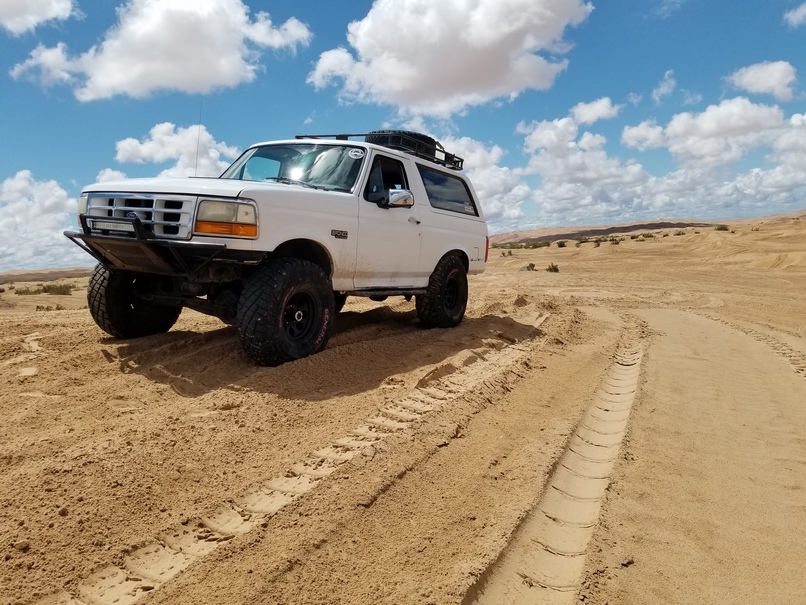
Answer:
xmin=194 ymin=100 xmax=203 ymax=177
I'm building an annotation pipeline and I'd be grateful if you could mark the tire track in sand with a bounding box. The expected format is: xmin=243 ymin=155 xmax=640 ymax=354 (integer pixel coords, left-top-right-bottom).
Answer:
xmin=464 ymin=319 xmax=645 ymax=605
xmin=696 ymin=313 xmax=806 ymax=380
xmin=33 ymin=314 xmax=552 ymax=605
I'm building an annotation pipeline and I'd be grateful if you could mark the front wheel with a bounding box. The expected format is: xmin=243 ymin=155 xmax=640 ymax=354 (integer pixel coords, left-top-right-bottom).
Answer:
xmin=416 ymin=255 xmax=468 ymax=328
xmin=237 ymin=258 xmax=335 ymax=366
xmin=87 ymin=264 xmax=181 ymax=339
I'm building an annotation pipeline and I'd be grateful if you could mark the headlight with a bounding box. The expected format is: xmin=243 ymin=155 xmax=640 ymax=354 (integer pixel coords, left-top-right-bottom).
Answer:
xmin=77 ymin=194 xmax=88 ymax=226
xmin=195 ymin=199 xmax=258 ymax=238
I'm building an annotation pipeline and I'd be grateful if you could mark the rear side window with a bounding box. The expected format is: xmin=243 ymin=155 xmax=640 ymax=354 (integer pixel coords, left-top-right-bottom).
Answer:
xmin=417 ymin=165 xmax=478 ymax=216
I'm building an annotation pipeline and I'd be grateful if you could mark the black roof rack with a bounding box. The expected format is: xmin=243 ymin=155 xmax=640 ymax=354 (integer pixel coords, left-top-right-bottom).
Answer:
xmin=295 ymin=131 xmax=464 ymax=171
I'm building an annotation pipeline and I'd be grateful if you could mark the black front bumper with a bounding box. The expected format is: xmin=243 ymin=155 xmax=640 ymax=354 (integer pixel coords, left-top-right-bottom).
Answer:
xmin=65 ymin=215 xmax=259 ymax=278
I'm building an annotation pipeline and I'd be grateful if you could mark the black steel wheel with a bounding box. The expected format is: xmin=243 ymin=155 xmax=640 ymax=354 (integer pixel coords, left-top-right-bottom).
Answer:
xmin=416 ymin=255 xmax=468 ymax=328
xmin=237 ymin=258 xmax=335 ymax=366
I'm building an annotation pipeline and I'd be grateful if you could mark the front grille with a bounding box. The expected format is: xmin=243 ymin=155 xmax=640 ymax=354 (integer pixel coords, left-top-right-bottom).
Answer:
xmin=85 ymin=193 xmax=195 ymax=239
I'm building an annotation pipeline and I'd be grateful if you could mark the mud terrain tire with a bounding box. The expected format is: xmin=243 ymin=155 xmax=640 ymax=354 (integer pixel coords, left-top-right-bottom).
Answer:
xmin=416 ymin=255 xmax=468 ymax=328
xmin=237 ymin=258 xmax=335 ymax=366
xmin=87 ymin=264 xmax=181 ymax=339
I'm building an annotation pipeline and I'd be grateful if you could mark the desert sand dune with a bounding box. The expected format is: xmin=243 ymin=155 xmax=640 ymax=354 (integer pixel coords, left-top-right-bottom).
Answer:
xmin=1 ymin=217 xmax=804 ymax=605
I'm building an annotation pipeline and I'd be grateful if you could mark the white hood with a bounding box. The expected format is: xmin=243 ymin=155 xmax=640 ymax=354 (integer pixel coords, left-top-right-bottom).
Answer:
xmin=83 ymin=177 xmax=248 ymax=198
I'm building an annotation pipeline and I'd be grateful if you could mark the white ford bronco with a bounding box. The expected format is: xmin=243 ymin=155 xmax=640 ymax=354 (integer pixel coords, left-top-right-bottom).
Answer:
xmin=65 ymin=130 xmax=488 ymax=366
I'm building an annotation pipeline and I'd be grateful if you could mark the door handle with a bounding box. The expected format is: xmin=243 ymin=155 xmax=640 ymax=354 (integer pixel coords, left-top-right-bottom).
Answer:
xmin=408 ymin=216 xmax=421 ymax=225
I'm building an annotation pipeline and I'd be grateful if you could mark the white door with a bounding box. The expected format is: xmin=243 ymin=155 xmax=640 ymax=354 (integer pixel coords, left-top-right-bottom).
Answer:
xmin=354 ymin=153 xmax=423 ymax=288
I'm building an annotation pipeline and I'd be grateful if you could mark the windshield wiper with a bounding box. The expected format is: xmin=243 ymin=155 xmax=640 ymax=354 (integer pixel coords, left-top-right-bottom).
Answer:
xmin=264 ymin=177 xmax=322 ymax=190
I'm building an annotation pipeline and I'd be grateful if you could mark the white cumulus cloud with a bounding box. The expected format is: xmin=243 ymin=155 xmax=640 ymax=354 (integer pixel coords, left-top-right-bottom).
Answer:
xmin=622 ymin=97 xmax=785 ymax=167
xmin=622 ymin=120 xmax=666 ymax=151
xmin=308 ymin=0 xmax=593 ymax=117
xmin=728 ymin=61 xmax=797 ymax=102
xmin=512 ymin=98 xmax=806 ymax=228
xmin=571 ymin=97 xmax=622 ymax=125
xmin=516 ymin=114 xmax=648 ymax=225
xmin=770 ymin=113 xmax=806 ymax=175
xmin=96 ymin=168 xmax=127 ymax=183
xmin=113 ymin=123 xmax=240 ymax=177
xmin=784 ymin=2 xmax=806 ymax=27
xmin=0 ymin=171 xmax=88 ymax=271
xmin=10 ymin=0 xmax=311 ymax=101
xmin=0 ymin=0 xmax=73 ymax=35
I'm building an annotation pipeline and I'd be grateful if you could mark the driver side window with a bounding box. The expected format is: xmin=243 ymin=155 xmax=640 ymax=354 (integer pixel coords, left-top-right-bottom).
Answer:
xmin=363 ymin=156 xmax=408 ymax=201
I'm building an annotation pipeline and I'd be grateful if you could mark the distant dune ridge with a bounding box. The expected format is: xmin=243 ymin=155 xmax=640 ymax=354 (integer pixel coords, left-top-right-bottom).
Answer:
xmin=490 ymin=209 xmax=806 ymax=245
xmin=0 ymin=266 xmax=94 ymax=283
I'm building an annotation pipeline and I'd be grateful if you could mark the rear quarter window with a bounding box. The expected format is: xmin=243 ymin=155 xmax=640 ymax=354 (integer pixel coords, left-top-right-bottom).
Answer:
xmin=417 ymin=165 xmax=479 ymax=217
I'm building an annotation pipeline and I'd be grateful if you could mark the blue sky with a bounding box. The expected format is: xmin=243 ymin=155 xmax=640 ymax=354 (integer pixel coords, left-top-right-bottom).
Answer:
xmin=1 ymin=0 xmax=805 ymax=271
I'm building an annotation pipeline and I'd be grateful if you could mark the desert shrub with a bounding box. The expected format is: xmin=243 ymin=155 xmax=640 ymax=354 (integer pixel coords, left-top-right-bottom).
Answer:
xmin=751 ymin=227 xmax=760 ymax=232
xmin=36 ymin=304 xmax=66 ymax=312
xmin=594 ymin=241 xmax=601 ymax=248
xmin=0 ymin=287 xmax=4 ymax=294
xmin=15 ymin=283 xmax=74 ymax=296
xmin=610 ymin=237 xmax=620 ymax=245
xmin=525 ymin=263 xmax=536 ymax=271
xmin=674 ymin=230 xmax=685 ymax=236
xmin=578 ymin=237 xmax=590 ymax=244
xmin=730 ymin=230 xmax=736 ymax=234
xmin=575 ymin=241 xmax=581 ymax=248
xmin=556 ymin=240 xmax=567 ymax=248
xmin=546 ymin=263 xmax=559 ymax=273
xmin=42 ymin=284 xmax=74 ymax=295
xmin=507 ymin=250 xmax=513 ymax=257
xmin=525 ymin=240 xmax=550 ymax=249
xmin=642 ymin=233 xmax=655 ymax=239
xmin=630 ymin=234 xmax=639 ymax=240
xmin=715 ymin=224 xmax=729 ymax=231
xmin=662 ymin=233 xmax=669 ymax=237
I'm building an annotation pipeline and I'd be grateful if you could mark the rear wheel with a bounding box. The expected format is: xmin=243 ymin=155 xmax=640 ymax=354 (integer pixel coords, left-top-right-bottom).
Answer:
xmin=416 ymin=255 xmax=468 ymax=328
xmin=87 ymin=264 xmax=181 ymax=339
xmin=237 ymin=258 xmax=335 ymax=366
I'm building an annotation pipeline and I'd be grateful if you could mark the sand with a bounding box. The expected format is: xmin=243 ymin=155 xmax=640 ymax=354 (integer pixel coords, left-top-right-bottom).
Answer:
xmin=1 ymin=216 xmax=804 ymax=605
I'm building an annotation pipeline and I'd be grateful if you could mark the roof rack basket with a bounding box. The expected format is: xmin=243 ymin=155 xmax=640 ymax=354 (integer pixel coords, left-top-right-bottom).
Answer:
xmin=296 ymin=132 xmax=464 ymax=171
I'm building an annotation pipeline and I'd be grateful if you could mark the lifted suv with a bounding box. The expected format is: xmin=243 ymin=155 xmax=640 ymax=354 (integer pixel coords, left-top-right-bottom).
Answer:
xmin=65 ymin=130 xmax=488 ymax=366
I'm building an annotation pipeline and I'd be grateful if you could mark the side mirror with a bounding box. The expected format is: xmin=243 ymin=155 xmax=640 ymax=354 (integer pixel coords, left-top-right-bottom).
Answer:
xmin=379 ymin=189 xmax=415 ymax=209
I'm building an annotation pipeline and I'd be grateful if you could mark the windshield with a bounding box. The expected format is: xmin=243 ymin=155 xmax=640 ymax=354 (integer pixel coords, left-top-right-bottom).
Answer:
xmin=220 ymin=143 xmax=366 ymax=192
